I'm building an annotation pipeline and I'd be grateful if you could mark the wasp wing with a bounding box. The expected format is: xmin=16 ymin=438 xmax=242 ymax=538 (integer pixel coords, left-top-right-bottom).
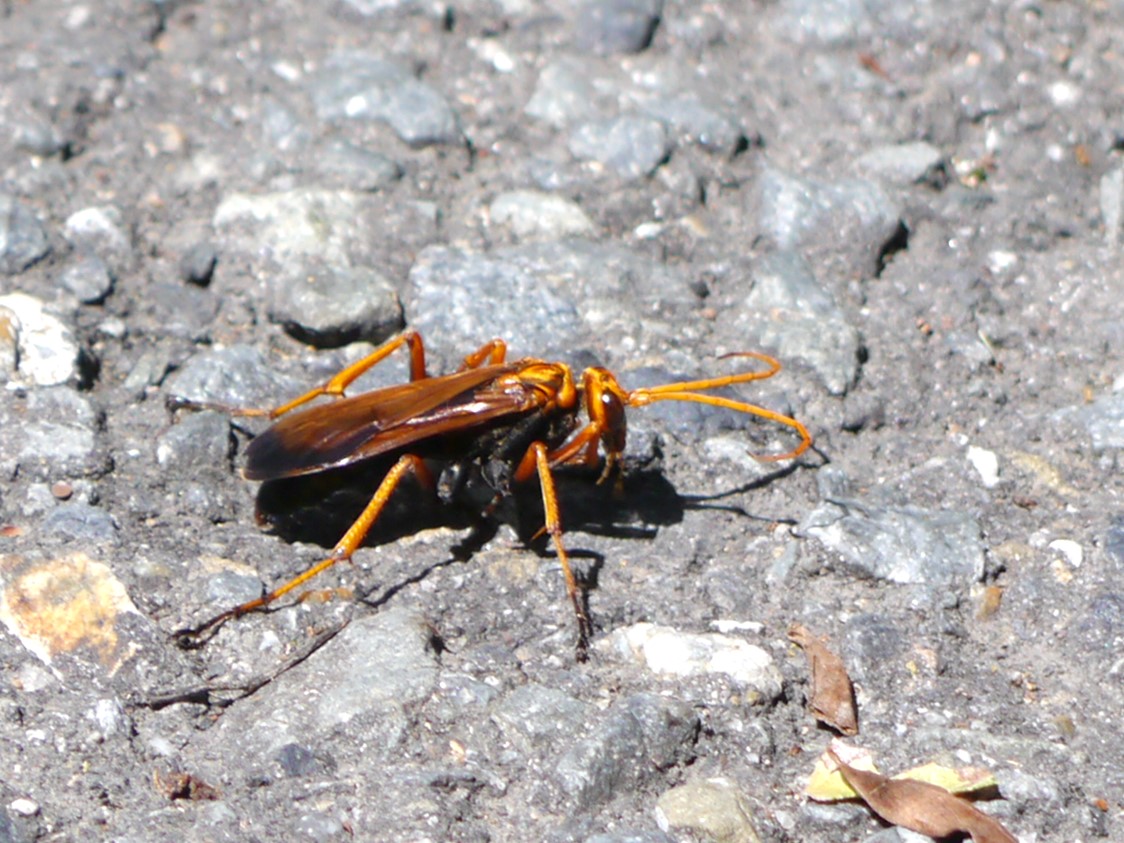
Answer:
xmin=244 ymin=363 xmax=540 ymax=480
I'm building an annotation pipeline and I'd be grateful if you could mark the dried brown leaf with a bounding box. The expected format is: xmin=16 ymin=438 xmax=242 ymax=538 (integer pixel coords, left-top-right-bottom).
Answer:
xmin=827 ymin=747 xmax=1016 ymax=843
xmin=154 ymin=770 xmax=221 ymax=801
xmin=788 ymin=624 xmax=858 ymax=735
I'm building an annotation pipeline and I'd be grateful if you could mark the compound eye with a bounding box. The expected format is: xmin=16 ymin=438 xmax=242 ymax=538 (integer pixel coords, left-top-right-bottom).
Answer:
xmin=598 ymin=390 xmax=627 ymax=453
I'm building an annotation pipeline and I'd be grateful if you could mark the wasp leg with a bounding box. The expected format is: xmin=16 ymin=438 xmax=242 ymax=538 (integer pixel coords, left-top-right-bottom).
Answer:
xmin=264 ymin=330 xmax=431 ymax=419
xmin=519 ymin=441 xmax=592 ymax=660
xmin=459 ymin=339 xmax=507 ymax=371
xmin=175 ymin=453 xmax=431 ymax=647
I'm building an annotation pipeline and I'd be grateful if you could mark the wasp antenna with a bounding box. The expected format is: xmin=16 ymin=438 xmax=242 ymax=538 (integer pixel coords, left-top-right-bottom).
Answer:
xmin=717 ymin=350 xmax=783 ymax=372
xmin=635 ymin=352 xmax=782 ymax=397
xmin=630 ymin=390 xmax=811 ymax=462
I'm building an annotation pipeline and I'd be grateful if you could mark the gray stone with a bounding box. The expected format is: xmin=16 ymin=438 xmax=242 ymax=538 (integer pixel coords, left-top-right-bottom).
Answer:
xmin=842 ymin=614 xmax=907 ymax=684
xmin=275 ymin=743 xmax=336 ymax=778
xmin=1101 ymin=167 xmax=1123 ymax=246
xmin=0 ymin=194 xmax=50 ymax=275
xmin=213 ymin=188 xmax=375 ymax=267
xmin=495 ymin=238 xmax=695 ymax=350
xmin=134 ymin=282 xmax=219 ymax=342
xmin=524 ymin=58 xmax=612 ymax=129
xmin=260 ymin=97 xmax=312 ymax=152
xmin=772 ymin=0 xmax=922 ymax=46
xmin=491 ymin=684 xmax=593 ymax=749
xmin=268 ymin=260 xmax=403 ymax=348
xmin=640 ymin=95 xmax=745 ymax=154
xmin=164 ymin=345 xmax=299 ymax=410
xmin=1073 ymin=391 xmax=1124 ymax=451
xmin=861 ymin=830 xmax=913 ymax=843
xmin=856 ymin=141 xmax=948 ymax=187
xmin=201 ymin=608 xmax=439 ymax=764
xmin=655 ymin=778 xmax=761 ymax=843
xmin=340 ymin=0 xmax=424 ymax=15
xmin=735 ymin=251 xmax=860 ymax=395
xmin=554 ymin=693 xmax=698 ymax=810
xmin=799 ymin=497 xmax=986 ymax=586
xmin=292 ymin=813 xmax=343 ymax=843
xmin=312 ymin=140 xmax=402 ymax=192
xmin=426 ymin=673 xmax=501 ymax=722
xmin=569 ymin=116 xmax=670 ymax=180
xmin=405 ymin=245 xmax=587 ymax=360
xmin=121 ymin=349 xmax=171 ymax=393
xmin=489 ymin=190 xmax=595 ymax=241
xmin=294 ymin=811 xmax=346 ymax=842
xmin=179 ymin=242 xmax=217 ymax=286
xmin=43 ymin=503 xmax=118 ymax=543
xmin=204 ymin=568 xmax=264 ymax=605
xmin=63 ymin=206 xmax=132 ymax=276
xmin=213 ymin=188 xmax=438 ymax=282
xmin=0 ymin=387 xmax=101 ymax=479
xmin=11 ymin=112 xmax=66 ymax=157
xmin=752 ymin=164 xmax=903 ymax=280
xmin=57 ymin=255 xmax=113 ymax=304
xmin=90 ymin=697 xmax=131 ymax=740
xmin=1105 ymin=517 xmax=1124 ymax=568
xmin=407 ymin=238 xmax=701 ymax=364
xmin=1076 ymin=593 xmax=1124 ymax=649
xmin=576 ymin=0 xmax=663 ymax=55
xmin=994 ymin=766 xmax=1063 ymax=815
xmin=587 ymin=833 xmax=674 ymax=843
xmin=309 ymin=52 xmax=461 ymax=147
xmin=155 ymin=411 xmax=232 ymax=471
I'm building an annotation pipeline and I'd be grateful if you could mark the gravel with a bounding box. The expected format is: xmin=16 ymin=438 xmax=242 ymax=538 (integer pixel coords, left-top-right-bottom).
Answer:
xmin=0 ymin=1 xmax=1119 ymax=841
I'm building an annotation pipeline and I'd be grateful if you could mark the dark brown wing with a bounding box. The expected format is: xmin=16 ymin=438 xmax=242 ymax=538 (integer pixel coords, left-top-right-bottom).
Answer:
xmin=244 ymin=363 xmax=541 ymax=480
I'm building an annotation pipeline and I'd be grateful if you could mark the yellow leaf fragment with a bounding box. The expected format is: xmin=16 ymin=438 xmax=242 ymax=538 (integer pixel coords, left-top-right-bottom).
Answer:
xmin=805 ymin=743 xmax=878 ymax=801
xmin=806 ymin=741 xmax=1016 ymax=843
xmin=896 ymin=762 xmax=998 ymax=795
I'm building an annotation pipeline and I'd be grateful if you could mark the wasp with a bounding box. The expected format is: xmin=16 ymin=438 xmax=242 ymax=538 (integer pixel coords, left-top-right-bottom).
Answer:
xmin=176 ymin=330 xmax=811 ymax=656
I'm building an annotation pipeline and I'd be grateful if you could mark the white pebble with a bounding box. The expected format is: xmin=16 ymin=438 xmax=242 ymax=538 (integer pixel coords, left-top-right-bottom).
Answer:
xmin=606 ymin=623 xmax=782 ymax=698
xmin=9 ymin=798 xmax=39 ymax=817
xmin=1048 ymin=539 xmax=1083 ymax=568
xmin=966 ymin=445 xmax=1000 ymax=487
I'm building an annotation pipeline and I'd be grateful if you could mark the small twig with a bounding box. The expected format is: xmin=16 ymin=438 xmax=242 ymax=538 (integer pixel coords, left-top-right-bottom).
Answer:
xmin=136 ymin=618 xmax=350 ymax=712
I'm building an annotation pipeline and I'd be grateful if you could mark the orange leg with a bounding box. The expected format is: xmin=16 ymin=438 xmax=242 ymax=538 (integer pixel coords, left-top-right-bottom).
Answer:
xmin=175 ymin=331 xmax=433 ymax=420
xmin=523 ymin=441 xmax=592 ymax=658
xmin=513 ymin=423 xmax=603 ymax=483
xmin=265 ymin=333 xmax=508 ymax=418
xmin=177 ymin=454 xmax=431 ymax=642
xmin=264 ymin=330 xmax=430 ymax=419
xmin=459 ymin=339 xmax=507 ymax=370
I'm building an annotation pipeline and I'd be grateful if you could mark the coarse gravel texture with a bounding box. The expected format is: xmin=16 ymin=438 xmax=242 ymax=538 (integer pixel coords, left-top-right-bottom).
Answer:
xmin=0 ymin=1 xmax=1121 ymax=842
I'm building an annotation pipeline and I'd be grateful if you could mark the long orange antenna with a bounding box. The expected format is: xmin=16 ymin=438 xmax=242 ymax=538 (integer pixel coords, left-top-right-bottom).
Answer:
xmin=626 ymin=352 xmax=812 ymax=462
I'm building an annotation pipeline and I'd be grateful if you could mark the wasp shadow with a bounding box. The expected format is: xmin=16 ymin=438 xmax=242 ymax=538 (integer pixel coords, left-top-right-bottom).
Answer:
xmin=253 ymin=459 xmax=685 ymax=552
xmin=518 ymin=466 xmax=684 ymax=542
xmin=253 ymin=456 xmax=466 ymax=549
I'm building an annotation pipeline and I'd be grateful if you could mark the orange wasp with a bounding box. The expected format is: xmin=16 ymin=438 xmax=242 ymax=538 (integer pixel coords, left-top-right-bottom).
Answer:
xmin=177 ymin=330 xmax=811 ymax=656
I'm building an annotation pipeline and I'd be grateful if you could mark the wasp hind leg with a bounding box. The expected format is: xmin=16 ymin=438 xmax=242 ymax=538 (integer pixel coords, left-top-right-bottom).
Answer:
xmin=174 ymin=454 xmax=432 ymax=647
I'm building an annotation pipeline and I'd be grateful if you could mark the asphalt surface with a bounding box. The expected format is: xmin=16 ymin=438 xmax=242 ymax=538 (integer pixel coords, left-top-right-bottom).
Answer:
xmin=0 ymin=1 xmax=1121 ymax=841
